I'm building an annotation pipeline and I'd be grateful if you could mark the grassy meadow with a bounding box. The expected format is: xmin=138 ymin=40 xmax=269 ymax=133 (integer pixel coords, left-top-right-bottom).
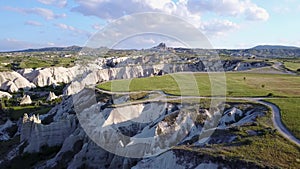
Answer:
xmin=284 ymin=61 xmax=300 ymax=71
xmin=97 ymin=72 xmax=300 ymax=97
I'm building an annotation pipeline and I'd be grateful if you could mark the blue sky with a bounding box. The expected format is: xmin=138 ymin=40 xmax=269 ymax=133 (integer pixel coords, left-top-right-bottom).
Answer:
xmin=1 ymin=0 xmax=300 ymax=51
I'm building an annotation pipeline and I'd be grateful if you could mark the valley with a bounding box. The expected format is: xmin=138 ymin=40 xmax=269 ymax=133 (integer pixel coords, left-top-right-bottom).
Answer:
xmin=0 ymin=45 xmax=299 ymax=168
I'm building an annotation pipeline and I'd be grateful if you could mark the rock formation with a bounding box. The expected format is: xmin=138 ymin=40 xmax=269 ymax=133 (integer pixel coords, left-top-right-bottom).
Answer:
xmin=0 ymin=91 xmax=12 ymax=99
xmin=20 ymin=95 xmax=32 ymax=105
xmin=18 ymin=66 xmax=84 ymax=87
xmin=21 ymin=113 xmax=77 ymax=153
xmin=0 ymin=71 xmax=36 ymax=93
xmin=46 ymin=92 xmax=58 ymax=101
xmin=0 ymin=84 xmax=266 ymax=168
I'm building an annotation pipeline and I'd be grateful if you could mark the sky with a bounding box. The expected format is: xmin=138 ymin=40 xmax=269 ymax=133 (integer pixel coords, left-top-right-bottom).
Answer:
xmin=1 ymin=0 xmax=300 ymax=51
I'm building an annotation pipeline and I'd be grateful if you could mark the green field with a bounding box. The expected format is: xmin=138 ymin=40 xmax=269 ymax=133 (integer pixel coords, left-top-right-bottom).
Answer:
xmin=0 ymin=55 xmax=76 ymax=70
xmin=98 ymin=72 xmax=300 ymax=97
xmin=176 ymin=107 xmax=300 ymax=168
xmin=284 ymin=61 xmax=300 ymax=71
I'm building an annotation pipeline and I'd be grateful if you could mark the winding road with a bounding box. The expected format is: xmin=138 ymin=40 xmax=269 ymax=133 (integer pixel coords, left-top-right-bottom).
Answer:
xmin=256 ymin=100 xmax=300 ymax=147
xmin=96 ymin=88 xmax=300 ymax=147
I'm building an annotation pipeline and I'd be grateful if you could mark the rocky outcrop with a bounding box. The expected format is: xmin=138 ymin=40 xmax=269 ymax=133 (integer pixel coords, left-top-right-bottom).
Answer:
xmin=18 ymin=66 xmax=84 ymax=87
xmin=0 ymin=71 xmax=36 ymax=93
xmin=20 ymin=95 xmax=32 ymax=105
xmin=21 ymin=113 xmax=77 ymax=153
xmin=13 ymin=86 xmax=269 ymax=168
xmin=46 ymin=92 xmax=58 ymax=101
xmin=218 ymin=107 xmax=265 ymax=129
xmin=0 ymin=91 xmax=12 ymax=99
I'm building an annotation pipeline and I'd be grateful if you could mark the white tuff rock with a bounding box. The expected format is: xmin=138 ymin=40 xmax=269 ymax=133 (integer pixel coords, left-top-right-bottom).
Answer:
xmin=18 ymin=66 xmax=85 ymax=87
xmin=21 ymin=114 xmax=77 ymax=153
xmin=0 ymin=91 xmax=12 ymax=99
xmin=46 ymin=92 xmax=58 ymax=101
xmin=0 ymin=71 xmax=36 ymax=92
xmin=20 ymin=95 xmax=32 ymax=105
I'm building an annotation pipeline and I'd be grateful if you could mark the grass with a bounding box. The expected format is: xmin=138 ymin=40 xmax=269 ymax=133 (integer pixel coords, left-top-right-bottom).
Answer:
xmin=1 ymin=97 xmax=54 ymax=121
xmin=18 ymin=57 xmax=76 ymax=69
xmin=175 ymin=106 xmax=300 ymax=168
xmin=178 ymin=134 xmax=300 ymax=168
xmin=97 ymin=72 xmax=300 ymax=97
xmin=268 ymin=98 xmax=300 ymax=140
xmin=5 ymin=105 xmax=53 ymax=121
xmin=0 ymin=55 xmax=76 ymax=70
xmin=284 ymin=61 xmax=300 ymax=71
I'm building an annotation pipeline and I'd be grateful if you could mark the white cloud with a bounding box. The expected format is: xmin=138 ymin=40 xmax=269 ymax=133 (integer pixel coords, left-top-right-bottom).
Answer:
xmin=5 ymin=7 xmax=66 ymax=20
xmin=72 ymin=0 xmax=161 ymax=19
xmin=92 ymin=24 xmax=104 ymax=30
xmin=54 ymin=23 xmax=91 ymax=37
xmin=71 ymin=0 xmax=203 ymax=28
xmin=71 ymin=0 xmax=268 ymax=32
xmin=85 ymin=13 xmax=213 ymax=49
xmin=71 ymin=0 xmax=269 ymax=47
xmin=55 ymin=23 xmax=79 ymax=32
xmin=37 ymin=0 xmax=67 ymax=8
xmin=187 ymin=0 xmax=269 ymax=21
xmin=244 ymin=4 xmax=269 ymax=21
xmin=201 ymin=19 xmax=240 ymax=37
xmin=47 ymin=42 xmax=55 ymax=46
xmin=25 ymin=20 xmax=43 ymax=27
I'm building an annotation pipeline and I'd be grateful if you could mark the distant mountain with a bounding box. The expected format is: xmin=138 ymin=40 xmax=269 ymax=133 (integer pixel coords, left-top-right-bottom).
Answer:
xmin=10 ymin=45 xmax=83 ymax=53
xmin=251 ymin=45 xmax=300 ymax=50
xmin=4 ymin=43 xmax=300 ymax=58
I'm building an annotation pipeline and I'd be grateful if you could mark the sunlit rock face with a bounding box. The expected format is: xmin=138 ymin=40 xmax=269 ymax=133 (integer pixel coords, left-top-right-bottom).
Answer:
xmin=0 ymin=71 xmax=36 ymax=92
xmin=46 ymin=92 xmax=58 ymax=101
xmin=20 ymin=95 xmax=32 ymax=105
xmin=18 ymin=66 xmax=85 ymax=87
xmin=0 ymin=91 xmax=12 ymax=99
